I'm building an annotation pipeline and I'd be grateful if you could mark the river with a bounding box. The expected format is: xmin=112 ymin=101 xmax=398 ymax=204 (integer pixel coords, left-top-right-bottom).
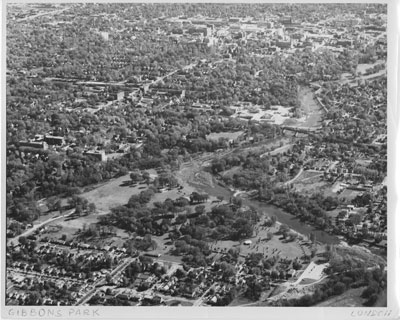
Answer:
xmin=184 ymin=82 xmax=339 ymax=244
xmin=244 ymin=200 xmax=339 ymax=244
xmin=189 ymin=176 xmax=339 ymax=245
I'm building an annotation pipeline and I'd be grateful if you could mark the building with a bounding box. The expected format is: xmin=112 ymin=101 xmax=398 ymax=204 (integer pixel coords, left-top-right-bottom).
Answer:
xmin=188 ymin=26 xmax=211 ymax=37
xmin=336 ymin=39 xmax=354 ymax=47
xmin=100 ymin=31 xmax=109 ymax=41
xmin=83 ymin=150 xmax=106 ymax=161
xmin=117 ymin=91 xmax=125 ymax=101
xmin=229 ymin=17 xmax=241 ymax=23
xmin=19 ymin=141 xmax=48 ymax=150
xmin=275 ymin=40 xmax=292 ymax=49
xmin=44 ymin=135 xmax=65 ymax=146
xmin=280 ymin=16 xmax=292 ymax=25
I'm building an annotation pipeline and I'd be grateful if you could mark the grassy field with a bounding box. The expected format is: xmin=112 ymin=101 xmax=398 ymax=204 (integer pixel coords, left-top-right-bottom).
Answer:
xmin=206 ymin=131 xmax=244 ymax=142
xmin=209 ymin=219 xmax=317 ymax=262
xmin=293 ymin=173 xmax=328 ymax=194
xmin=80 ymin=173 xmax=149 ymax=213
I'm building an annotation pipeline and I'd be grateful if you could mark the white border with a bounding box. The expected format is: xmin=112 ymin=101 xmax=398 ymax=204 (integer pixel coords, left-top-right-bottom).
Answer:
xmin=1 ymin=0 xmax=399 ymax=319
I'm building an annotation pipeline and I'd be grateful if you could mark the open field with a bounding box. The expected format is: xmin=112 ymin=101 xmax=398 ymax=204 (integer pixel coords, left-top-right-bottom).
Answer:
xmin=206 ymin=131 xmax=244 ymax=142
xmin=209 ymin=217 xmax=319 ymax=262
xmin=292 ymin=173 xmax=328 ymax=194
xmin=356 ymin=60 xmax=385 ymax=75
xmin=266 ymin=143 xmax=294 ymax=156
xmin=36 ymin=213 xmax=130 ymax=246
xmin=80 ymin=173 xmax=147 ymax=213
xmin=292 ymin=171 xmax=364 ymax=201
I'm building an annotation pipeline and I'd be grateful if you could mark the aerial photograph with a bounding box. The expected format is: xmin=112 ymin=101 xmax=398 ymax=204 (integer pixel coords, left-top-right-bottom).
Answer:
xmin=5 ymin=2 xmax=388 ymax=308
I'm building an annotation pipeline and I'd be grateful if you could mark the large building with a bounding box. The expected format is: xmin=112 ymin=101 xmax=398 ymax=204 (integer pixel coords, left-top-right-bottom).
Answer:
xmin=19 ymin=141 xmax=48 ymax=150
xmin=44 ymin=135 xmax=65 ymax=146
xmin=83 ymin=150 xmax=106 ymax=161
xmin=188 ymin=26 xmax=212 ymax=37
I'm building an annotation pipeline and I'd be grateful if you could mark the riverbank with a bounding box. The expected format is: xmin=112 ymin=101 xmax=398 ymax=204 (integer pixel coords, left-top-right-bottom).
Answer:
xmin=184 ymin=169 xmax=339 ymax=244
xmin=244 ymin=200 xmax=339 ymax=244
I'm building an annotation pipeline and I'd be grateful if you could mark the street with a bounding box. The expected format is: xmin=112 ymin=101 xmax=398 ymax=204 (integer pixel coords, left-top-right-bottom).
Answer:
xmin=8 ymin=209 xmax=75 ymax=247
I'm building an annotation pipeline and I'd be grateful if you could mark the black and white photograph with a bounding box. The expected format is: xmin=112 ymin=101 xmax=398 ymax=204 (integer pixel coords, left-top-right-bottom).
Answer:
xmin=1 ymin=1 xmax=398 ymax=318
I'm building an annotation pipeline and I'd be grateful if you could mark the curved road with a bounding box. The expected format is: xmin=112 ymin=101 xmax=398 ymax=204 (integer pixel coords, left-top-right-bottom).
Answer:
xmin=283 ymin=167 xmax=304 ymax=186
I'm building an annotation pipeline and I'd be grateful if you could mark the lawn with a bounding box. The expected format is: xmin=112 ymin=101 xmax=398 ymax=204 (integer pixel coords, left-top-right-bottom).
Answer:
xmin=80 ymin=173 xmax=149 ymax=214
xmin=209 ymin=220 xmax=312 ymax=262
xmin=37 ymin=213 xmax=130 ymax=247
xmin=206 ymin=131 xmax=244 ymax=142
xmin=293 ymin=175 xmax=329 ymax=194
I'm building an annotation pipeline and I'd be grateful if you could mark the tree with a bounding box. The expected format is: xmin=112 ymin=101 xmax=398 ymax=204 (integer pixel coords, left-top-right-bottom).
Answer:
xmin=245 ymin=278 xmax=262 ymax=301
xmin=88 ymin=203 xmax=96 ymax=214
xmin=75 ymin=205 xmax=83 ymax=216
xmin=333 ymin=282 xmax=346 ymax=295
xmin=130 ymin=171 xmax=142 ymax=183
xmin=18 ymin=236 xmax=27 ymax=246
xmin=287 ymin=231 xmax=298 ymax=242
xmin=220 ymin=262 xmax=235 ymax=280
xmin=349 ymin=213 xmax=362 ymax=225
xmin=105 ymin=273 xmax=113 ymax=284
xmin=195 ymin=205 xmax=205 ymax=215
xmin=232 ymin=196 xmax=243 ymax=207
xmin=142 ymin=171 xmax=151 ymax=184
xmin=279 ymin=224 xmax=290 ymax=236
xmin=310 ymin=247 xmax=317 ymax=258
xmin=56 ymin=200 xmax=63 ymax=214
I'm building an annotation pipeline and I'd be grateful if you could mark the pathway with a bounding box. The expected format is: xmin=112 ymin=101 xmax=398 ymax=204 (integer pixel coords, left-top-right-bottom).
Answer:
xmin=8 ymin=209 xmax=75 ymax=246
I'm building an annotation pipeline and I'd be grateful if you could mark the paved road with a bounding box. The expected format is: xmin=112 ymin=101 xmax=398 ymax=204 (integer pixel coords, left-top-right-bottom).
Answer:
xmin=152 ymin=62 xmax=197 ymax=86
xmin=15 ymin=7 xmax=70 ymax=22
xmin=75 ymin=256 xmax=138 ymax=306
xmin=283 ymin=167 xmax=304 ymax=186
xmin=193 ymin=283 xmax=217 ymax=306
xmin=8 ymin=209 xmax=75 ymax=246
xmin=260 ymin=144 xmax=294 ymax=158
xmin=75 ymin=256 xmax=182 ymax=306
